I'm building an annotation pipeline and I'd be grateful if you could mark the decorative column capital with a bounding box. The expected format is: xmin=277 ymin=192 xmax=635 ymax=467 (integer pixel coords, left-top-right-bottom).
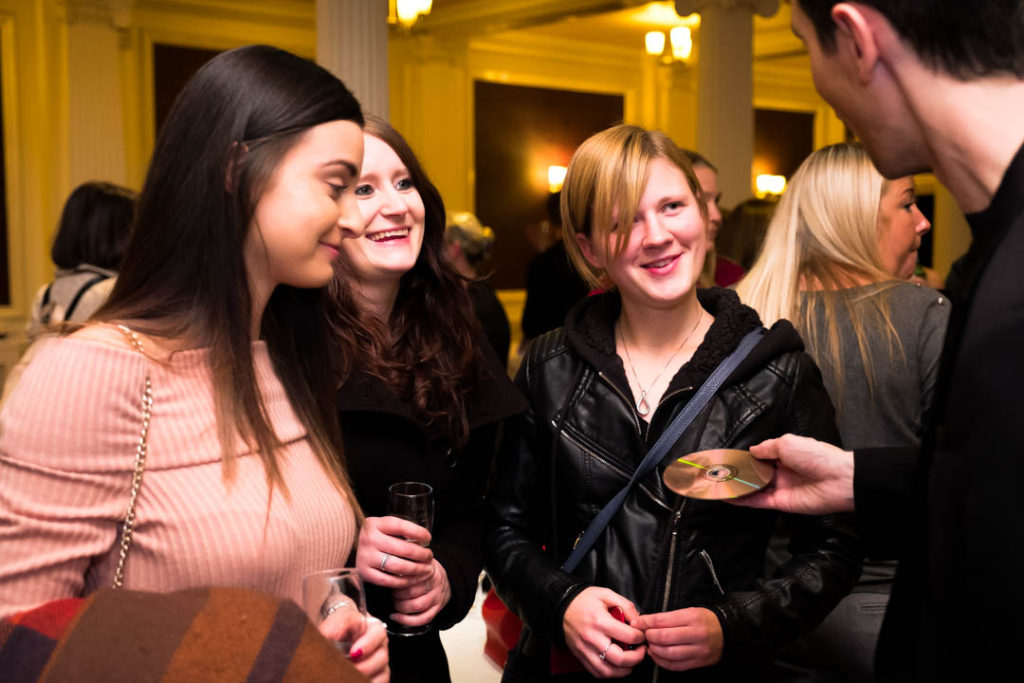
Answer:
xmin=62 ymin=0 xmax=133 ymax=29
xmin=675 ymin=0 xmax=779 ymax=18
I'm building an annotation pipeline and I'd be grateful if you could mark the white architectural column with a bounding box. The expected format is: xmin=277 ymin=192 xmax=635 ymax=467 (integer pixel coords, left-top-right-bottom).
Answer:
xmin=316 ymin=0 xmax=389 ymax=119
xmin=677 ymin=0 xmax=778 ymax=206
xmin=65 ymin=0 xmax=131 ymax=187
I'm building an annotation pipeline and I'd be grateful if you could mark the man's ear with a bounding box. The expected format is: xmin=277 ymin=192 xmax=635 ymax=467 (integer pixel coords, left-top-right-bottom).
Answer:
xmin=832 ymin=3 xmax=880 ymax=84
xmin=575 ymin=231 xmax=603 ymax=269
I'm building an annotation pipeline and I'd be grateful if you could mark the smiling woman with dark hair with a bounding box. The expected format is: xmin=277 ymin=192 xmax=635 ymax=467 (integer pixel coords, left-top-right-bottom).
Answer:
xmin=325 ymin=117 xmax=525 ymax=683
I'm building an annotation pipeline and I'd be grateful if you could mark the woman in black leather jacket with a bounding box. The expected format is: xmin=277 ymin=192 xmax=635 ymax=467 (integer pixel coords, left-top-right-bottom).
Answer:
xmin=485 ymin=125 xmax=860 ymax=681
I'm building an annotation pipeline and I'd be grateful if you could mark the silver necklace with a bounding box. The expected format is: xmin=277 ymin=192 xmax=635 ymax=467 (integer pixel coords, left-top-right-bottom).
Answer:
xmin=618 ymin=309 xmax=704 ymax=417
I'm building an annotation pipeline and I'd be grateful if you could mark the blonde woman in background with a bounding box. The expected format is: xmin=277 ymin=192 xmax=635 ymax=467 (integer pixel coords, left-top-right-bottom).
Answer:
xmin=735 ymin=142 xmax=949 ymax=682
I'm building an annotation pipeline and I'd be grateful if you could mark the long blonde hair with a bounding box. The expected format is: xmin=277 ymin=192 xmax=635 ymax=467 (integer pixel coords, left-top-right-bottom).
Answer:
xmin=561 ymin=124 xmax=708 ymax=289
xmin=735 ymin=143 xmax=904 ymax=404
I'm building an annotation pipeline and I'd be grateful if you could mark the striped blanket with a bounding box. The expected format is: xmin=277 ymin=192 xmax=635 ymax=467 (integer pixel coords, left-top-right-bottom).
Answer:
xmin=0 ymin=587 xmax=367 ymax=682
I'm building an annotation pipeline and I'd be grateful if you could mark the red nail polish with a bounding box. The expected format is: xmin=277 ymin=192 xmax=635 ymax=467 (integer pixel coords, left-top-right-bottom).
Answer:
xmin=349 ymin=648 xmax=364 ymax=661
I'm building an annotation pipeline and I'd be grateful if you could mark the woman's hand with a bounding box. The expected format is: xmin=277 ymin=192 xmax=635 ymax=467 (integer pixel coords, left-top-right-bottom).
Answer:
xmin=390 ymin=558 xmax=451 ymax=626
xmin=562 ymin=587 xmax=646 ymax=678
xmin=356 ymin=516 xmax=434 ymax=589
xmin=349 ymin=615 xmax=390 ymax=683
xmin=634 ymin=607 xmax=723 ymax=672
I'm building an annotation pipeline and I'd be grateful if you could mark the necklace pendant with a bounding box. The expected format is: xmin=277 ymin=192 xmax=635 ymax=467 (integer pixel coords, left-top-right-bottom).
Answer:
xmin=637 ymin=392 xmax=651 ymax=416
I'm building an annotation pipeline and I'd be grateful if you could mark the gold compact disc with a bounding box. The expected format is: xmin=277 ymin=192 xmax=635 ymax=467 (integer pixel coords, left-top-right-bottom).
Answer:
xmin=662 ymin=448 xmax=775 ymax=500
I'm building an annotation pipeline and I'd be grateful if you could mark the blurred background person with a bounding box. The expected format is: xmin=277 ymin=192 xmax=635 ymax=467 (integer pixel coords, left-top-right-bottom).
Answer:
xmin=446 ymin=210 xmax=511 ymax=368
xmin=735 ymin=142 xmax=949 ymax=682
xmin=520 ymin=191 xmax=590 ymax=348
xmin=716 ymin=197 xmax=778 ymax=272
xmin=328 ymin=117 xmax=525 ymax=683
xmin=27 ymin=181 xmax=136 ymax=338
xmin=684 ymin=150 xmax=744 ymax=288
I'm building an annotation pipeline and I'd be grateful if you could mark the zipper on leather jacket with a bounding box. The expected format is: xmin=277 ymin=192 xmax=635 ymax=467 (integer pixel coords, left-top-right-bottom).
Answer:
xmin=560 ymin=427 xmax=672 ymax=512
xmin=660 ymin=499 xmax=687 ymax=613
xmin=652 ymin=498 xmax=687 ymax=683
xmin=699 ymin=549 xmax=726 ymax=595
xmin=598 ymin=371 xmax=643 ymax=438
xmin=656 ymin=385 xmax=694 ymax=414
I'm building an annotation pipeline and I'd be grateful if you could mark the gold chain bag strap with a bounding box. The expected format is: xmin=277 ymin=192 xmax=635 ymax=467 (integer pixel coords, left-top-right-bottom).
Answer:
xmin=112 ymin=324 xmax=153 ymax=589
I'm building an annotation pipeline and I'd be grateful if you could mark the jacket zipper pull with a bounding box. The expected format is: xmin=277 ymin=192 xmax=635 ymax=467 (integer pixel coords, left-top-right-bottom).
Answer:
xmin=699 ymin=549 xmax=726 ymax=595
xmin=572 ymin=530 xmax=584 ymax=549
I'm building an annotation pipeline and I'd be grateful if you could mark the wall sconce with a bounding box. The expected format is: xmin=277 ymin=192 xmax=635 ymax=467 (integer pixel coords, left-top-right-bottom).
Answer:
xmin=645 ymin=31 xmax=666 ymax=57
xmin=548 ymin=165 xmax=567 ymax=193
xmin=645 ymin=26 xmax=692 ymax=64
xmin=670 ymin=27 xmax=693 ymax=61
xmin=392 ymin=0 xmax=432 ymax=28
xmin=755 ymin=174 xmax=787 ymax=198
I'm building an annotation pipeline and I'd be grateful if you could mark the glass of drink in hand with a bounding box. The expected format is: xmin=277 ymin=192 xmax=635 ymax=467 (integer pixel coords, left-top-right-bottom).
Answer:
xmin=386 ymin=481 xmax=434 ymax=636
xmin=302 ymin=568 xmax=367 ymax=654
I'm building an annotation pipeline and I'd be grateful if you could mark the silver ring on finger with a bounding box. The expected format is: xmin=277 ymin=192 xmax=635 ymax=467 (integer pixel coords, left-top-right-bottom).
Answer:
xmin=380 ymin=552 xmax=392 ymax=571
xmin=599 ymin=642 xmax=611 ymax=661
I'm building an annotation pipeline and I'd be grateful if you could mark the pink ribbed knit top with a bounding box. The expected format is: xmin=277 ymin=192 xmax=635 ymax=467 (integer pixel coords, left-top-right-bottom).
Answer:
xmin=0 ymin=326 xmax=355 ymax=619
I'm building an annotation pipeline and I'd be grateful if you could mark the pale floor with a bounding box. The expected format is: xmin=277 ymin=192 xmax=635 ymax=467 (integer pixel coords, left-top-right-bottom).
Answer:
xmin=439 ymin=584 xmax=504 ymax=683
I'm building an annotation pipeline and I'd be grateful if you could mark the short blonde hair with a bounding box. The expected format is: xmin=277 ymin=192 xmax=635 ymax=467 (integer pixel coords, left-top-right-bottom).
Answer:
xmin=561 ymin=125 xmax=707 ymax=289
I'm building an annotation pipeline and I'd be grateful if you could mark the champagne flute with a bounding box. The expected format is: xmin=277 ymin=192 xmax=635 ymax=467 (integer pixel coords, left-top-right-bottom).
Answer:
xmin=301 ymin=568 xmax=367 ymax=654
xmin=386 ymin=481 xmax=434 ymax=636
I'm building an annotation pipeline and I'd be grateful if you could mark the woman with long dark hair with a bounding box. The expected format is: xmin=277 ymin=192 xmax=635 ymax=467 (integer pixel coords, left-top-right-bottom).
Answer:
xmin=327 ymin=117 xmax=525 ymax=682
xmin=0 ymin=45 xmax=387 ymax=681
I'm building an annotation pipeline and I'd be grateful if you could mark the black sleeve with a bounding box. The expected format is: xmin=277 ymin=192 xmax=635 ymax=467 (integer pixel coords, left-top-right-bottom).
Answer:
xmin=428 ymin=422 xmax=502 ymax=630
xmin=483 ymin=356 xmax=589 ymax=644
xmin=853 ymin=446 xmax=918 ymax=559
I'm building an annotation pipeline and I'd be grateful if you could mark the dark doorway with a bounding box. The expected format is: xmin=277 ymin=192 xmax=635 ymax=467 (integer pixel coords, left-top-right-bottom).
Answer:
xmin=153 ymin=44 xmax=222 ymax=136
xmin=474 ymin=81 xmax=623 ymax=289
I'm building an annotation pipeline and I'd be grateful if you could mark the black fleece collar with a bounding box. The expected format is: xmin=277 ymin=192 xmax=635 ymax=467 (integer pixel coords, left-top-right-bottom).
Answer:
xmin=564 ymin=288 xmax=805 ymax=397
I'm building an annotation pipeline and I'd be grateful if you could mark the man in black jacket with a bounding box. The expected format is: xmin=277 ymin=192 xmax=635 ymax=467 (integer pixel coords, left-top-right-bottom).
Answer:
xmin=734 ymin=1 xmax=1024 ymax=680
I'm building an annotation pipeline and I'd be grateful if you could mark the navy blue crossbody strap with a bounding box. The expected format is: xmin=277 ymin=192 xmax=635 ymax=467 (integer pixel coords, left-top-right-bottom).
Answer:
xmin=561 ymin=326 xmax=766 ymax=573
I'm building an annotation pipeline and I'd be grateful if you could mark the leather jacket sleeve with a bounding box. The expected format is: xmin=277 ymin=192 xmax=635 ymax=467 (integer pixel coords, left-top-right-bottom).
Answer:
xmin=710 ymin=352 xmax=863 ymax=660
xmin=484 ymin=352 xmax=589 ymax=644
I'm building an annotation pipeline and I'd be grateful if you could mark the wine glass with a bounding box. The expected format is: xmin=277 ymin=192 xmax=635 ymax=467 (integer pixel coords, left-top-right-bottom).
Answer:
xmin=301 ymin=568 xmax=367 ymax=654
xmin=387 ymin=481 xmax=434 ymax=542
xmin=386 ymin=481 xmax=434 ymax=636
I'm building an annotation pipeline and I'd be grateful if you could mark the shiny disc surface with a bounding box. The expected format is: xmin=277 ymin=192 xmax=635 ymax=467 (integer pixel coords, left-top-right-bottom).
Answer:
xmin=662 ymin=448 xmax=775 ymax=500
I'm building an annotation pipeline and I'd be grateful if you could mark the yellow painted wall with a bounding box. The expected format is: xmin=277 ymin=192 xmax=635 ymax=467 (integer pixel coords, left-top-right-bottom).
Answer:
xmin=0 ymin=0 xmax=970 ymax=347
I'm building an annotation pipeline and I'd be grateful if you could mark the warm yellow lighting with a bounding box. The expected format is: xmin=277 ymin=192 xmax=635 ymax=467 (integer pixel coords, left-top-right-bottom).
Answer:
xmin=645 ymin=31 xmax=666 ymax=56
xmin=395 ymin=0 xmax=431 ymax=27
xmin=626 ymin=2 xmax=701 ymax=29
xmin=756 ymin=174 xmax=787 ymax=197
xmin=670 ymin=26 xmax=693 ymax=61
xmin=548 ymin=165 xmax=568 ymax=193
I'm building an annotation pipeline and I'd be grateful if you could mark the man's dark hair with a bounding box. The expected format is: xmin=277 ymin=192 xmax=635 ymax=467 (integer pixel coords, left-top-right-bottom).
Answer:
xmin=51 ymin=181 xmax=136 ymax=270
xmin=682 ymin=149 xmax=717 ymax=173
xmin=796 ymin=0 xmax=1024 ymax=79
